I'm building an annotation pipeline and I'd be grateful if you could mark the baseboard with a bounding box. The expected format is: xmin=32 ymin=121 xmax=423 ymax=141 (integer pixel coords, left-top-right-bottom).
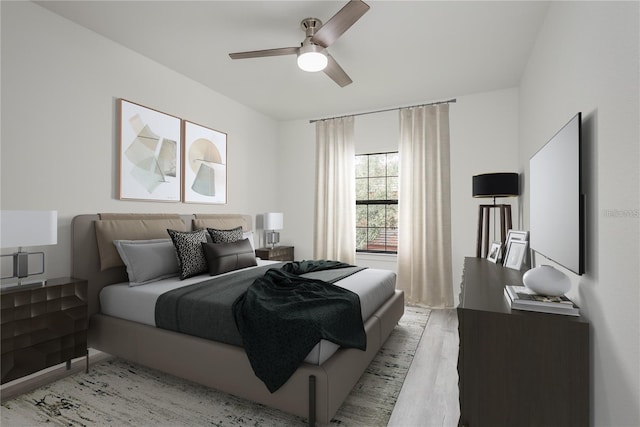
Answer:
xmin=0 ymin=350 xmax=113 ymax=403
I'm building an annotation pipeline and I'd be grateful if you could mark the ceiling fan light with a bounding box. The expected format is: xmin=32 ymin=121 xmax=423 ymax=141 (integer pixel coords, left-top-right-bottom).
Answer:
xmin=297 ymin=43 xmax=328 ymax=72
xmin=298 ymin=52 xmax=327 ymax=72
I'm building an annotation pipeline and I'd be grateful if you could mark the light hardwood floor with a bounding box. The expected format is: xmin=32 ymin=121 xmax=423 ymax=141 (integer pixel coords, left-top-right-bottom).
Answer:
xmin=388 ymin=308 xmax=460 ymax=427
xmin=2 ymin=309 xmax=461 ymax=426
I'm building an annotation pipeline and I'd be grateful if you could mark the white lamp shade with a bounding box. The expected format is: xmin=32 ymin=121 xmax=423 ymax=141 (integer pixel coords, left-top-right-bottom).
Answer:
xmin=1 ymin=210 xmax=58 ymax=248
xmin=263 ymin=212 xmax=284 ymax=230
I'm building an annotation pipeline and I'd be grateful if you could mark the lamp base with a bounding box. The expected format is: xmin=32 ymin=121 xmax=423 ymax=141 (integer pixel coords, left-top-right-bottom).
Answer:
xmin=1 ymin=251 xmax=45 ymax=280
xmin=476 ymin=204 xmax=513 ymax=258
xmin=266 ymin=231 xmax=280 ymax=249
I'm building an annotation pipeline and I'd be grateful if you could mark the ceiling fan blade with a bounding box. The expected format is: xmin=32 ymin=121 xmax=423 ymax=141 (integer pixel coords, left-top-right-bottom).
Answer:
xmin=229 ymin=47 xmax=299 ymax=60
xmin=311 ymin=0 xmax=370 ymax=48
xmin=323 ymin=54 xmax=352 ymax=87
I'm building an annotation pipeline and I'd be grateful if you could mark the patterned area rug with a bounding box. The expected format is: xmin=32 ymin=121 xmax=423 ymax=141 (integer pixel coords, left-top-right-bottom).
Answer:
xmin=2 ymin=306 xmax=430 ymax=427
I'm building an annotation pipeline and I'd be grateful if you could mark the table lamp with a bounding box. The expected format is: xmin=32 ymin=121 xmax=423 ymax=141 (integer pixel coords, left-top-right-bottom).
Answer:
xmin=1 ymin=210 xmax=58 ymax=285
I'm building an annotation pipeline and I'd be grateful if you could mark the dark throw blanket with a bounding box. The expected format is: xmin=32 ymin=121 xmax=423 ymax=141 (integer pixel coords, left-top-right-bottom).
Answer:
xmin=281 ymin=259 xmax=362 ymax=275
xmin=233 ymin=261 xmax=367 ymax=393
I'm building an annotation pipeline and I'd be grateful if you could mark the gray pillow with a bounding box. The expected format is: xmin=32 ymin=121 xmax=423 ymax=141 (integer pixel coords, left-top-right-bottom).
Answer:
xmin=207 ymin=226 xmax=243 ymax=243
xmin=201 ymin=239 xmax=257 ymax=276
xmin=167 ymin=229 xmax=209 ymax=279
xmin=113 ymin=239 xmax=179 ymax=286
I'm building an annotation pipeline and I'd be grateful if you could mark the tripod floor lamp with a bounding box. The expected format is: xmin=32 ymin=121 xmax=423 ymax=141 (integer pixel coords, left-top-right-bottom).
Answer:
xmin=472 ymin=173 xmax=519 ymax=258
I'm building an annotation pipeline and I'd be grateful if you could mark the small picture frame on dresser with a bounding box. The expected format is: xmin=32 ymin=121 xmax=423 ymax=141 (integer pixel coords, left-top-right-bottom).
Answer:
xmin=487 ymin=242 xmax=502 ymax=263
xmin=504 ymin=240 xmax=528 ymax=270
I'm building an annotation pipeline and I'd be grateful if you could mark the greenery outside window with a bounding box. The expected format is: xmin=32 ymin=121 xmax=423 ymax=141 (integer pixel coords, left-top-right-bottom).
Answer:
xmin=356 ymin=152 xmax=399 ymax=253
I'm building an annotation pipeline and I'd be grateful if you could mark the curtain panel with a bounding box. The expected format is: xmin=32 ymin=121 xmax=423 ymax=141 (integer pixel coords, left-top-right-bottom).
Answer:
xmin=397 ymin=104 xmax=454 ymax=307
xmin=314 ymin=116 xmax=356 ymax=264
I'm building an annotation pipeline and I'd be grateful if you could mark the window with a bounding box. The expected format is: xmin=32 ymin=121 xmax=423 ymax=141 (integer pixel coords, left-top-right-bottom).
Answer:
xmin=355 ymin=152 xmax=398 ymax=253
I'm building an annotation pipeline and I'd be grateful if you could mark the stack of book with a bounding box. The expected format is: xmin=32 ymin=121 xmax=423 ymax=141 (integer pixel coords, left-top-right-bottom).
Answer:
xmin=504 ymin=285 xmax=580 ymax=316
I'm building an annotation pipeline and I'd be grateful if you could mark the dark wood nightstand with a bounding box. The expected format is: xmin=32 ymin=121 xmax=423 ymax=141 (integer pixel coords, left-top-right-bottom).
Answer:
xmin=1 ymin=277 xmax=89 ymax=384
xmin=255 ymin=246 xmax=294 ymax=262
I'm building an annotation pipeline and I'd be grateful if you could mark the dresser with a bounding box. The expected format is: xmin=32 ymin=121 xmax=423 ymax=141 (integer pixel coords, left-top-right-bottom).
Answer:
xmin=1 ymin=277 xmax=88 ymax=384
xmin=457 ymin=257 xmax=589 ymax=426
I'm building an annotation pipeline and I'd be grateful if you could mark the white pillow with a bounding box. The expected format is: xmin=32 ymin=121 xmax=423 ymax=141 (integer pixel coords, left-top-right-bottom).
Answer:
xmin=113 ymin=239 xmax=179 ymax=286
xmin=243 ymin=231 xmax=256 ymax=252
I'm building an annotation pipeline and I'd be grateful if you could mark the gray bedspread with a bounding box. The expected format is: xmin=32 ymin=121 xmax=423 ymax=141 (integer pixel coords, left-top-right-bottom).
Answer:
xmin=155 ymin=263 xmax=285 ymax=346
xmin=155 ymin=261 xmax=365 ymax=350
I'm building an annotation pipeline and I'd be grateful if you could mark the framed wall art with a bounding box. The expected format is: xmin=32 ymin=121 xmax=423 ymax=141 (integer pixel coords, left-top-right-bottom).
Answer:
xmin=182 ymin=120 xmax=227 ymax=204
xmin=118 ymin=99 xmax=181 ymax=202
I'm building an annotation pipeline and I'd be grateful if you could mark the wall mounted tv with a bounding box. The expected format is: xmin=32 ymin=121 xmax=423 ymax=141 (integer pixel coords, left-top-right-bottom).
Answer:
xmin=529 ymin=112 xmax=584 ymax=275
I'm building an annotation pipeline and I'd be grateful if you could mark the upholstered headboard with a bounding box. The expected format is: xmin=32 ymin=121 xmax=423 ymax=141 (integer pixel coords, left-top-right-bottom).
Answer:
xmin=71 ymin=213 xmax=253 ymax=316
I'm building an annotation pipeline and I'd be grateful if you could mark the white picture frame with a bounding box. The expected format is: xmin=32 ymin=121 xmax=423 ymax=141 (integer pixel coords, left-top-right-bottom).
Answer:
xmin=504 ymin=240 xmax=528 ymax=270
xmin=506 ymin=229 xmax=529 ymax=245
xmin=505 ymin=229 xmax=529 ymax=268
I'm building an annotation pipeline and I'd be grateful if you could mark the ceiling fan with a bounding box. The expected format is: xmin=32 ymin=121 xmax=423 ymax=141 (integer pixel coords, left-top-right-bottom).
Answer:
xmin=228 ymin=0 xmax=370 ymax=87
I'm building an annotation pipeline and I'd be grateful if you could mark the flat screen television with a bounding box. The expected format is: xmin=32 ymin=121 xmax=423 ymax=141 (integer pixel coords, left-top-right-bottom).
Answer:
xmin=529 ymin=112 xmax=584 ymax=275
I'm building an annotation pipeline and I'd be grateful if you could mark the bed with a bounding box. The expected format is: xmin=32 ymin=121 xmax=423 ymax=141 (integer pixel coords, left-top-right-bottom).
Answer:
xmin=71 ymin=213 xmax=404 ymax=426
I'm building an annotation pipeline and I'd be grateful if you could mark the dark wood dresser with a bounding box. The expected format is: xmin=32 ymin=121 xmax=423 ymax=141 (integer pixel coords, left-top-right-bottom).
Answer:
xmin=457 ymin=257 xmax=589 ymax=426
xmin=1 ymin=277 xmax=88 ymax=384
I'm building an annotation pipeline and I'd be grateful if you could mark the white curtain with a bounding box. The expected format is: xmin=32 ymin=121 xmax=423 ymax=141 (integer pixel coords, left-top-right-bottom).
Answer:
xmin=314 ymin=116 xmax=356 ymax=264
xmin=397 ymin=104 xmax=454 ymax=307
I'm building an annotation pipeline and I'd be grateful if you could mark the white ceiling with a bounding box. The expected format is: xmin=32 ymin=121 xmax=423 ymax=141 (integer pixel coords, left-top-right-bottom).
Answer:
xmin=36 ymin=1 xmax=550 ymax=121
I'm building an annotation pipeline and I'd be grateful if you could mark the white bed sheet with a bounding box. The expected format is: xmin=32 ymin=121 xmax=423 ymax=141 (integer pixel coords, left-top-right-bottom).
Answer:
xmin=100 ymin=260 xmax=396 ymax=365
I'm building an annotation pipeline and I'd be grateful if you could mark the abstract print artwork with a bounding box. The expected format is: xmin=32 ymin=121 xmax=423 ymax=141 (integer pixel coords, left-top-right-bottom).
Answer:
xmin=182 ymin=121 xmax=227 ymax=204
xmin=118 ymin=99 xmax=181 ymax=201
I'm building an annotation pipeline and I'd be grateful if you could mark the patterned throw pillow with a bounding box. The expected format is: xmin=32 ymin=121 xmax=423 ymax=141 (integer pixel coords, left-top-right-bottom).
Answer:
xmin=167 ymin=229 xmax=209 ymax=279
xmin=207 ymin=226 xmax=243 ymax=243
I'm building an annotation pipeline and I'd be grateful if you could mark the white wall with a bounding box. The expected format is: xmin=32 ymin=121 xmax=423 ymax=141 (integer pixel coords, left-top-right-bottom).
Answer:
xmin=275 ymin=119 xmax=315 ymax=258
xmin=0 ymin=2 xmax=280 ymax=280
xmin=519 ymin=2 xmax=639 ymax=425
xmin=450 ymin=88 xmax=520 ymax=298
xmin=279 ymin=87 xmax=520 ymax=294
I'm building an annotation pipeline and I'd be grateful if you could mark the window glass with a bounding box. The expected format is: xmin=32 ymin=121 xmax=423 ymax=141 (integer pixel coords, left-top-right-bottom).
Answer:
xmin=355 ymin=152 xmax=399 ymax=254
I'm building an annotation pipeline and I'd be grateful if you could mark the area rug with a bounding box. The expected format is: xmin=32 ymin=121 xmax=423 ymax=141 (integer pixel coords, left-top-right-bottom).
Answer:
xmin=1 ymin=306 xmax=430 ymax=427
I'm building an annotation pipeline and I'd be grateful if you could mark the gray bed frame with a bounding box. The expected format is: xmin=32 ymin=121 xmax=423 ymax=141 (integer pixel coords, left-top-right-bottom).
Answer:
xmin=71 ymin=214 xmax=404 ymax=426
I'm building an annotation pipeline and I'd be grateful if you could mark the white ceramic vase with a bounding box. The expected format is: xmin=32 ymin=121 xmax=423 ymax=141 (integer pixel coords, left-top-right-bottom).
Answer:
xmin=522 ymin=265 xmax=571 ymax=296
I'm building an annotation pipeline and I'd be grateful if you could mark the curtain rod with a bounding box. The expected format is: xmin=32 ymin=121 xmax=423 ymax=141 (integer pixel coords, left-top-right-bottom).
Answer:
xmin=309 ymin=98 xmax=456 ymax=124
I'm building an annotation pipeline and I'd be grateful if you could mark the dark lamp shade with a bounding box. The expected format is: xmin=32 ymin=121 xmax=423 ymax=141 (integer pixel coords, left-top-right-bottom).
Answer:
xmin=472 ymin=173 xmax=519 ymax=198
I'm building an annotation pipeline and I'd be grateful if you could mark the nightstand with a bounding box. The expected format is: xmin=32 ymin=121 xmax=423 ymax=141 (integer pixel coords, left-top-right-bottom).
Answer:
xmin=255 ymin=246 xmax=294 ymax=262
xmin=1 ymin=277 xmax=89 ymax=384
